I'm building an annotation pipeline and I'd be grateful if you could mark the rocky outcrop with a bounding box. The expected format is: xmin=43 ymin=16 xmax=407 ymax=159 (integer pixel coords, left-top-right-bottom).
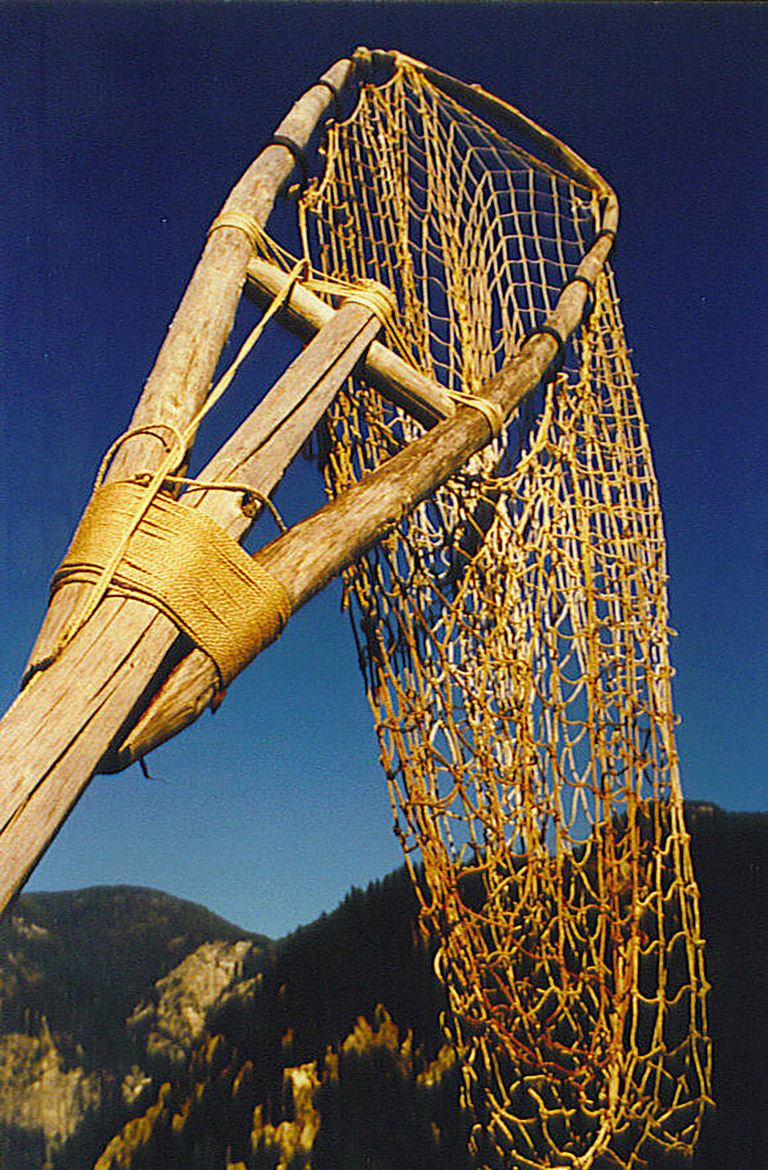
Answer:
xmin=0 ymin=887 xmax=269 ymax=1170
xmin=250 ymin=1061 xmax=322 ymax=1168
xmin=0 ymin=1023 xmax=102 ymax=1170
xmin=127 ymin=939 xmax=257 ymax=1072
xmin=95 ymin=1005 xmax=465 ymax=1170
xmin=90 ymin=811 xmax=768 ymax=1170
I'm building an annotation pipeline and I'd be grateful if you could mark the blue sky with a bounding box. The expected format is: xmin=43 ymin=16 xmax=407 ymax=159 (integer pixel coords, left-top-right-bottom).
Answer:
xmin=1 ymin=2 xmax=765 ymax=938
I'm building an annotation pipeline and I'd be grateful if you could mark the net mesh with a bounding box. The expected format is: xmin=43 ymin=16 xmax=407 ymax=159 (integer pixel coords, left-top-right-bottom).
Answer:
xmin=265 ymin=57 xmax=711 ymax=1168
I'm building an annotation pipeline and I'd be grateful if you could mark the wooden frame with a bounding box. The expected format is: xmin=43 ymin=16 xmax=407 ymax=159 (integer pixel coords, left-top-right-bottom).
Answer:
xmin=0 ymin=49 xmax=618 ymax=916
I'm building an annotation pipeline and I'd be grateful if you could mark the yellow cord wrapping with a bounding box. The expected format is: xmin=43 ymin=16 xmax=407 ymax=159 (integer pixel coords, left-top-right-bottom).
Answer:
xmin=207 ymin=210 xmax=265 ymax=252
xmin=38 ymin=254 xmax=308 ymax=672
xmin=210 ymin=210 xmax=397 ymax=328
xmin=51 ymin=481 xmax=290 ymax=688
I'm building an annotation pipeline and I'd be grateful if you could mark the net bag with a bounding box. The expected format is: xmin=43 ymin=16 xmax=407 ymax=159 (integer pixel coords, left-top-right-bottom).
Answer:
xmin=263 ymin=51 xmax=711 ymax=1168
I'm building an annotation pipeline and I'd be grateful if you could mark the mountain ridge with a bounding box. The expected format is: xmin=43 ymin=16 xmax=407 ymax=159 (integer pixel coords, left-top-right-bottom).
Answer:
xmin=0 ymin=884 xmax=272 ymax=1169
xmin=0 ymin=805 xmax=765 ymax=1169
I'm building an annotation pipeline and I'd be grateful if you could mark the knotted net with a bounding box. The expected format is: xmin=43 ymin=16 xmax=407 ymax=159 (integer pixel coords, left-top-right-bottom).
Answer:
xmin=271 ymin=53 xmax=711 ymax=1168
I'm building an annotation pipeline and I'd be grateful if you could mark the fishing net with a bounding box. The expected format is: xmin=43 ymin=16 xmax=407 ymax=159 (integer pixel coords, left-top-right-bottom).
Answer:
xmin=260 ymin=53 xmax=711 ymax=1168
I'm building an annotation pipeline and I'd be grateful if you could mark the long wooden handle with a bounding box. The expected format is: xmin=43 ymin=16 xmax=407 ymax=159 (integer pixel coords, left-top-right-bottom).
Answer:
xmin=0 ymin=296 xmax=381 ymax=907
xmin=0 ymin=239 xmax=601 ymax=916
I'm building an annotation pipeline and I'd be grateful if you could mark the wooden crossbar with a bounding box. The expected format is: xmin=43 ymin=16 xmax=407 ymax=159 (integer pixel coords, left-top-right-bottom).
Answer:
xmin=245 ymin=258 xmax=454 ymax=427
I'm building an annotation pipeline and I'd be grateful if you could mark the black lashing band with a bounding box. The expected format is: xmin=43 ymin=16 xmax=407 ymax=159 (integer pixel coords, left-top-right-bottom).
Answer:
xmin=313 ymin=78 xmax=343 ymax=121
xmin=353 ymin=52 xmax=374 ymax=84
xmin=522 ymin=325 xmax=566 ymax=384
xmin=266 ymin=134 xmax=310 ymax=191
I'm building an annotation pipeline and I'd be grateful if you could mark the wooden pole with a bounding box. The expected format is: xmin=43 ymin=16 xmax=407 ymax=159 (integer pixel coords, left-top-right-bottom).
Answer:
xmin=25 ymin=57 xmax=355 ymax=679
xmin=2 ymin=57 xmax=362 ymax=909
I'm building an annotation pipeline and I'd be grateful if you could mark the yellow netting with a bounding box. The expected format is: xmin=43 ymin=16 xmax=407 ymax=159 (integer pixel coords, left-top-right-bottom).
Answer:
xmin=266 ymin=56 xmax=711 ymax=1168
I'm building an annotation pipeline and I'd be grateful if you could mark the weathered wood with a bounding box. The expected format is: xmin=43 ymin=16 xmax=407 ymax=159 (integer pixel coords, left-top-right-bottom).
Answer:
xmin=112 ymin=55 xmax=355 ymax=478
xmin=184 ymin=300 xmax=384 ymax=533
xmin=245 ymin=257 xmax=455 ymax=427
xmin=99 ymin=299 xmax=385 ymax=770
xmin=0 ymin=298 xmax=383 ymax=899
xmin=25 ymin=58 xmax=355 ymax=680
xmin=0 ymin=600 xmax=189 ymax=906
xmin=0 ymin=261 xmax=595 ymax=914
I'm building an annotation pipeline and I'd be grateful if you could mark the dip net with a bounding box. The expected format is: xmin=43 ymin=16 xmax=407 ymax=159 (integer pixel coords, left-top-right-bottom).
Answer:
xmin=269 ymin=52 xmax=711 ymax=1168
